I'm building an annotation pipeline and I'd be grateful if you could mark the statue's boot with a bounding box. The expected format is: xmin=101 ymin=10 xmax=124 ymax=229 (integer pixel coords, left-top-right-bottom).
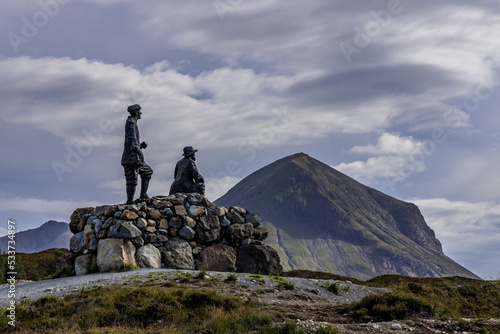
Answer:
xmin=139 ymin=178 xmax=150 ymax=199
xmin=126 ymin=185 xmax=136 ymax=204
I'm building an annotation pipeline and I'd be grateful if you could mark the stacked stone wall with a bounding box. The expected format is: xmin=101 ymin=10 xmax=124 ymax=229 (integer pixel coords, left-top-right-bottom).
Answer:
xmin=67 ymin=194 xmax=282 ymax=276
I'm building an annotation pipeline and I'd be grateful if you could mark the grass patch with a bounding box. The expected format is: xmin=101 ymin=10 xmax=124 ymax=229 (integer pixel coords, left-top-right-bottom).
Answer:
xmin=345 ymin=290 xmax=434 ymax=320
xmin=119 ymin=263 xmax=138 ymax=272
xmin=319 ymin=282 xmax=341 ymax=295
xmin=364 ymin=275 xmax=500 ymax=319
xmin=208 ymin=276 xmax=221 ymax=285
xmin=142 ymin=272 xmax=165 ymax=284
xmin=271 ymin=275 xmax=295 ymax=290
xmin=250 ymin=274 xmax=266 ymax=285
xmin=327 ymin=283 xmax=340 ymax=295
xmin=343 ymin=275 xmax=500 ymax=321
xmin=287 ymin=272 xmax=500 ymax=323
xmin=225 ymin=273 xmax=238 ymax=284
xmin=280 ymin=280 xmax=295 ymax=290
xmin=0 ymin=285 xmax=284 ymax=333
xmin=194 ymin=270 xmax=207 ymax=280
xmin=0 ymin=285 xmax=340 ymax=333
xmin=314 ymin=325 xmax=343 ymax=334
xmin=270 ymin=275 xmax=286 ymax=283
xmin=174 ymin=272 xmax=192 ymax=283
xmin=12 ymin=248 xmax=70 ymax=281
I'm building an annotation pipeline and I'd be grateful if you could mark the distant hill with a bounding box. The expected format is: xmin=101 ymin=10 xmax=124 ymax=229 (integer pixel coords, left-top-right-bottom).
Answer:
xmin=216 ymin=153 xmax=479 ymax=280
xmin=0 ymin=220 xmax=71 ymax=253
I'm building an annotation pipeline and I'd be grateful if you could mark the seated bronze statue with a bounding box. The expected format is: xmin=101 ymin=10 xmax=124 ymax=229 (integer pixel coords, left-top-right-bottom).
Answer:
xmin=169 ymin=146 xmax=205 ymax=195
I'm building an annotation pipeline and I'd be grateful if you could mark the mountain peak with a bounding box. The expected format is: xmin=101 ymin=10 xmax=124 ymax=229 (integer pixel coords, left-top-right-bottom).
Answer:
xmin=0 ymin=221 xmax=71 ymax=253
xmin=216 ymin=153 xmax=479 ymax=280
xmin=284 ymin=152 xmax=310 ymax=160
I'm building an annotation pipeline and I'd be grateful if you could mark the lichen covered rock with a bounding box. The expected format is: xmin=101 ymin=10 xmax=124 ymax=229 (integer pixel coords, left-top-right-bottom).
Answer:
xmin=97 ymin=238 xmax=136 ymax=272
xmin=135 ymin=244 xmax=161 ymax=268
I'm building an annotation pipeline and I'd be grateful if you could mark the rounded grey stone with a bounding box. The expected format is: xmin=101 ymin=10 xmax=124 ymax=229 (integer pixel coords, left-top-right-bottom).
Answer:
xmin=70 ymin=231 xmax=86 ymax=254
xmin=179 ymin=226 xmax=196 ymax=240
xmin=168 ymin=217 xmax=182 ymax=229
xmin=187 ymin=193 xmax=204 ymax=205
xmin=136 ymin=218 xmax=148 ymax=229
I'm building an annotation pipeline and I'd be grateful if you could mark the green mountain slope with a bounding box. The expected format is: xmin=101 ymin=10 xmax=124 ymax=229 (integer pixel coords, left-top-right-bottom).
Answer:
xmin=216 ymin=153 xmax=479 ymax=280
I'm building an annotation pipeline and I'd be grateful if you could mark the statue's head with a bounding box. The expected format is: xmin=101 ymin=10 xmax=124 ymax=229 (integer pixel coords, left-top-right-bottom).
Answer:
xmin=127 ymin=104 xmax=142 ymax=119
xmin=182 ymin=146 xmax=198 ymax=158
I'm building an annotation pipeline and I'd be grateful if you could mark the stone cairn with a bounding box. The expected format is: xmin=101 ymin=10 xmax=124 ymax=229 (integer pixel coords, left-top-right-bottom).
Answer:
xmin=66 ymin=193 xmax=282 ymax=276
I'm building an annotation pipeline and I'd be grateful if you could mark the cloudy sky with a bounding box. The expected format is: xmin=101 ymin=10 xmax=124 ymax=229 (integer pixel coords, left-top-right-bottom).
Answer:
xmin=1 ymin=0 xmax=499 ymax=279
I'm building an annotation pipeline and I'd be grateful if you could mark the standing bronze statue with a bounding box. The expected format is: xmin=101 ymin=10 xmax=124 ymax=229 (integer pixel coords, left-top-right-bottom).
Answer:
xmin=121 ymin=104 xmax=153 ymax=204
xmin=169 ymin=146 xmax=205 ymax=195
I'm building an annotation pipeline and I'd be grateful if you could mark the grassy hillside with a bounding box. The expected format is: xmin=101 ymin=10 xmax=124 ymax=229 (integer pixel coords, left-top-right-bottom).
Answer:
xmin=17 ymin=248 xmax=70 ymax=281
xmin=284 ymin=270 xmax=500 ymax=327
xmin=352 ymin=275 xmax=500 ymax=320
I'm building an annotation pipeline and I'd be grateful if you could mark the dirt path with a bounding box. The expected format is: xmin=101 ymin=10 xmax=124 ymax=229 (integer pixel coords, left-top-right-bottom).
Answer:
xmin=0 ymin=268 xmax=386 ymax=308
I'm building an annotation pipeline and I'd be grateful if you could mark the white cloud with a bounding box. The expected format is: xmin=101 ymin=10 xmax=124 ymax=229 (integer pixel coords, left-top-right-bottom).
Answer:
xmin=412 ymin=198 xmax=500 ymax=279
xmin=335 ymin=155 xmax=425 ymax=187
xmin=205 ymin=176 xmax=242 ymax=202
xmin=390 ymin=7 xmax=500 ymax=82
xmin=0 ymin=197 xmax=100 ymax=215
xmin=98 ymin=179 xmax=123 ymax=195
xmin=137 ymin=0 xmax=340 ymax=72
xmin=334 ymin=133 xmax=427 ymax=188
xmin=97 ymin=167 xmax=241 ymax=203
xmin=350 ymin=133 xmax=423 ymax=156
xmin=0 ymin=56 xmax=418 ymax=176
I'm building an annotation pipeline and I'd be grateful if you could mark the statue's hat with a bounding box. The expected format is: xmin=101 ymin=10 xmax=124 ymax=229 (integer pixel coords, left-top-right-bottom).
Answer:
xmin=183 ymin=146 xmax=198 ymax=157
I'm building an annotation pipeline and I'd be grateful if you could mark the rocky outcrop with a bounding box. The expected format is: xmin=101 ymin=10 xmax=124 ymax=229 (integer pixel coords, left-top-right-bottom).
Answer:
xmin=160 ymin=237 xmax=195 ymax=270
xmin=236 ymin=244 xmax=282 ymax=275
xmin=70 ymin=231 xmax=86 ymax=255
xmin=75 ymin=254 xmax=97 ymax=276
xmin=56 ymin=253 xmax=76 ymax=277
xmin=68 ymin=194 xmax=281 ymax=275
xmin=135 ymin=244 xmax=161 ymax=269
xmin=195 ymin=244 xmax=237 ymax=272
xmin=96 ymin=238 xmax=136 ymax=272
